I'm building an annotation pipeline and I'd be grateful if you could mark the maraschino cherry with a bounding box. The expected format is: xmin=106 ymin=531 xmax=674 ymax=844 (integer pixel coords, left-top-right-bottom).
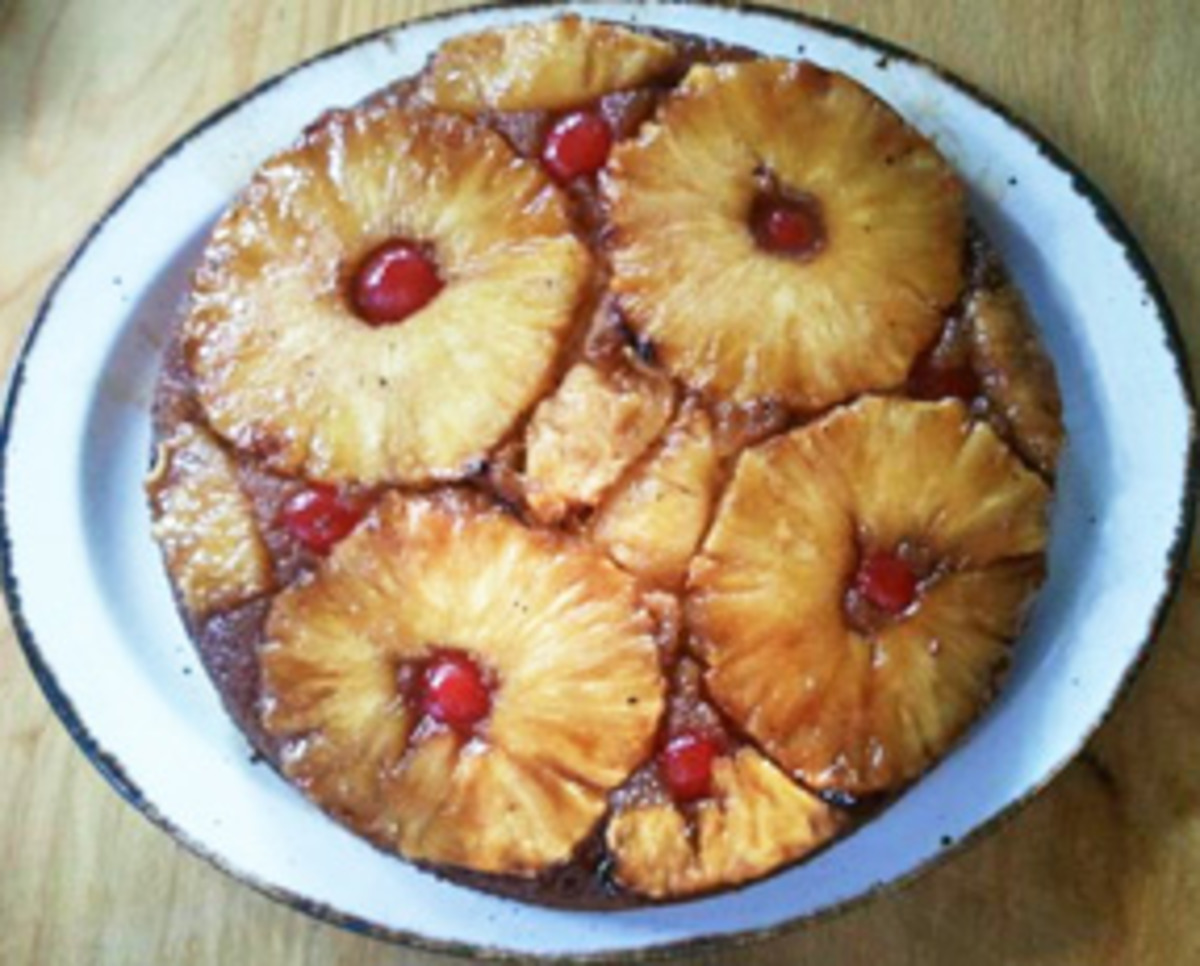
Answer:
xmin=542 ymin=111 xmax=613 ymax=182
xmin=352 ymin=240 xmax=443 ymax=325
xmin=854 ymin=549 xmax=920 ymax=615
xmin=661 ymin=732 xmax=721 ymax=803
xmin=750 ymin=193 xmax=825 ymax=258
xmin=421 ymin=653 xmax=492 ymax=732
xmin=280 ymin=485 xmax=368 ymax=555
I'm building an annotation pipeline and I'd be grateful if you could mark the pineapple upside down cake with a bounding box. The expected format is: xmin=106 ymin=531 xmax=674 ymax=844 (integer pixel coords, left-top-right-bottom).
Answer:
xmin=147 ymin=16 xmax=1064 ymax=905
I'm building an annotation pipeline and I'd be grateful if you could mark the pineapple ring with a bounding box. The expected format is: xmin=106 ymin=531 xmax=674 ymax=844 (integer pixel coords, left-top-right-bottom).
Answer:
xmin=146 ymin=422 xmax=272 ymax=617
xmin=261 ymin=493 xmax=664 ymax=877
xmin=184 ymin=100 xmax=591 ymax=485
xmin=606 ymin=60 xmax=965 ymax=410
xmin=606 ymin=748 xmax=842 ymax=898
xmin=421 ymin=15 xmax=679 ymax=114
xmin=688 ymin=397 xmax=1050 ymax=794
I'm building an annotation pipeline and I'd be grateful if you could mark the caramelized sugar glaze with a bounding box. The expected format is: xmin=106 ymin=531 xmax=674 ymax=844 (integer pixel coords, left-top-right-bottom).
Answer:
xmin=148 ymin=19 xmax=1063 ymax=907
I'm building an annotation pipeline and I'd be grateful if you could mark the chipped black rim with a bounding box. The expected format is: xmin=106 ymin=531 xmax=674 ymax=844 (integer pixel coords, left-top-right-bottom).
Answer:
xmin=1 ymin=2 xmax=1195 ymax=962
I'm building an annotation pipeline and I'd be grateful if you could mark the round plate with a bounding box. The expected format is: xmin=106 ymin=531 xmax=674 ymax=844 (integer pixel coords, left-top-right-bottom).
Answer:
xmin=2 ymin=3 xmax=1195 ymax=960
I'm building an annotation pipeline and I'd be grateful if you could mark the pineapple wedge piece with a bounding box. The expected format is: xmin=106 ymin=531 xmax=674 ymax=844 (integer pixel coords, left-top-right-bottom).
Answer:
xmin=524 ymin=362 xmax=675 ymax=524
xmin=146 ymin=422 xmax=271 ymax=617
xmin=261 ymin=493 xmax=664 ymax=876
xmin=969 ymin=284 xmax=1064 ymax=476
xmin=185 ymin=101 xmax=590 ymax=485
xmin=422 ymin=15 xmax=678 ymax=114
xmin=593 ymin=404 xmax=719 ymax=586
xmin=606 ymin=61 xmax=964 ymax=409
xmin=606 ymin=749 xmax=841 ymax=898
xmin=689 ymin=397 xmax=1050 ymax=793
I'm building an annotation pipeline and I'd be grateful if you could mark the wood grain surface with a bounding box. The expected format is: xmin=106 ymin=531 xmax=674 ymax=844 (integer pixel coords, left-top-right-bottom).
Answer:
xmin=1 ymin=1 xmax=1197 ymax=963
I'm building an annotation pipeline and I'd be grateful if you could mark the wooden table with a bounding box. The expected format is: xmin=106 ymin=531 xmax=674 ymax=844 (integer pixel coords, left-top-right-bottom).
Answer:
xmin=2 ymin=1 xmax=1196 ymax=963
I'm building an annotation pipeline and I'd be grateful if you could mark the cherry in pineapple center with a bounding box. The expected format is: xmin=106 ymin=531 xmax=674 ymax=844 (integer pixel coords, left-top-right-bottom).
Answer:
xmin=351 ymin=239 xmax=444 ymax=326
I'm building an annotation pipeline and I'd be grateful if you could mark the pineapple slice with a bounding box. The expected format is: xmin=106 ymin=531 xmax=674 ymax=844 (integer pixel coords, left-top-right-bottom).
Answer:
xmin=607 ymin=748 xmax=841 ymax=898
xmin=606 ymin=61 xmax=965 ymax=409
xmin=688 ymin=397 xmax=1050 ymax=793
xmin=969 ymin=285 xmax=1064 ymax=476
xmin=593 ymin=404 xmax=719 ymax=586
xmin=261 ymin=493 xmax=664 ymax=876
xmin=421 ymin=15 xmax=678 ymax=114
xmin=146 ymin=422 xmax=271 ymax=617
xmin=185 ymin=101 xmax=590 ymax=485
xmin=524 ymin=362 xmax=675 ymax=524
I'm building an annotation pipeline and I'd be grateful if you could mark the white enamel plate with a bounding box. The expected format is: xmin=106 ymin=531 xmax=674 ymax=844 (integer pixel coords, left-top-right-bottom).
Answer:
xmin=2 ymin=3 xmax=1195 ymax=960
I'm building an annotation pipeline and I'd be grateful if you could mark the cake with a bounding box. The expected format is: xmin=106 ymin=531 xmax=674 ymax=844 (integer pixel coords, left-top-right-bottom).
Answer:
xmin=146 ymin=16 xmax=1063 ymax=905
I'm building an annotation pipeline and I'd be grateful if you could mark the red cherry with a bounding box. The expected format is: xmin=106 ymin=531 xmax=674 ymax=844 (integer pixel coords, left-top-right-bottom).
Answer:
xmin=280 ymin=485 xmax=367 ymax=554
xmin=542 ymin=112 xmax=613 ymax=182
xmin=661 ymin=733 xmax=721 ymax=804
xmin=421 ymin=654 xmax=492 ymax=731
xmin=352 ymin=240 xmax=443 ymax=325
xmin=910 ymin=355 xmax=980 ymax=401
xmin=855 ymin=550 xmax=920 ymax=615
xmin=751 ymin=195 xmax=824 ymax=257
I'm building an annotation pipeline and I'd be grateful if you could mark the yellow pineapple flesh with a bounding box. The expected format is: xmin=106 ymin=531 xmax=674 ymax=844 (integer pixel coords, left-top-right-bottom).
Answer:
xmin=184 ymin=101 xmax=591 ymax=486
xmin=865 ymin=558 xmax=1044 ymax=781
xmin=146 ymin=422 xmax=272 ymax=617
xmin=523 ymin=362 xmax=675 ymax=524
xmin=592 ymin=403 xmax=719 ymax=586
xmin=606 ymin=748 xmax=841 ymax=898
xmin=421 ymin=15 xmax=678 ymax=114
xmin=969 ymin=284 xmax=1064 ymax=476
xmin=688 ymin=397 xmax=1050 ymax=793
xmin=261 ymin=493 xmax=664 ymax=876
xmin=606 ymin=60 xmax=965 ymax=409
